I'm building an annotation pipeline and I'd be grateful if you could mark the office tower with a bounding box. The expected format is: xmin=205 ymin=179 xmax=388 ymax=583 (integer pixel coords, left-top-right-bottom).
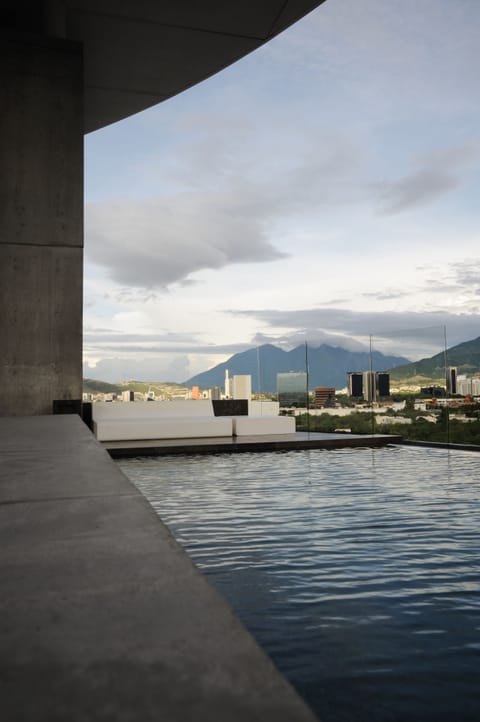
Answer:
xmin=277 ymin=371 xmax=308 ymax=407
xmin=376 ymin=373 xmax=390 ymax=397
xmin=211 ymin=386 xmax=221 ymax=401
xmin=362 ymin=371 xmax=376 ymax=403
xmin=224 ymin=369 xmax=231 ymax=398
xmin=347 ymin=372 xmax=363 ymax=397
xmin=446 ymin=366 xmax=457 ymax=395
xmin=314 ymin=387 xmax=336 ymax=408
xmin=231 ymin=375 xmax=252 ymax=400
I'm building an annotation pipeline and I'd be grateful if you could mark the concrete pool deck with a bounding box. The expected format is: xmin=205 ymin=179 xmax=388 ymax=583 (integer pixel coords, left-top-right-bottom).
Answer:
xmin=104 ymin=430 xmax=403 ymax=458
xmin=0 ymin=414 xmax=318 ymax=722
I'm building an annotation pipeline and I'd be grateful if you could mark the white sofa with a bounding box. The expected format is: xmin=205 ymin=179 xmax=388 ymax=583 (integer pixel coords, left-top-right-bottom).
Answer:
xmin=92 ymin=400 xmax=232 ymax=442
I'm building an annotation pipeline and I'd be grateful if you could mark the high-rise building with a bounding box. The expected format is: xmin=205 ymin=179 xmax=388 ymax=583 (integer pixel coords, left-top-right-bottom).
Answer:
xmin=314 ymin=387 xmax=336 ymax=408
xmin=224 ymin=369 xmax=231 ymax=398
xmin=347 ymin=372 xmax=363 ymax=397
xmin=211 ymin=386 xmax=221 ymax=401
xmin=457 ymin=377 xmax=480 ymax=396
xmin=376 ymin=373 xmax=390 ymax=397
xmin=277 ymin=372 xmax=308 ymax=407
xmin=231 ymin=375 xmax=252 ymax=400
xmin=362 ymin=371 xmax=376 ymax=403
xmin=446 ymin=366 xmax=457 ymax=395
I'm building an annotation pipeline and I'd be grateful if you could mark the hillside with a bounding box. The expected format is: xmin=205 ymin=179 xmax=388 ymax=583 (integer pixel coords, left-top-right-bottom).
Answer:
xmin=83 ymin=379 xmax=188 ymax=397
xmin=83 ymin=379 xmax=124 ymax=395
xmin=388 ymin=336 xmax=480 ymax=383
xmin=184 ymin=343 xmax=409 ymax=392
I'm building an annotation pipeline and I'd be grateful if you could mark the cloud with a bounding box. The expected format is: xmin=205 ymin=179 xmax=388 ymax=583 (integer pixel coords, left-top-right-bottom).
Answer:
xmin=85 ymin=117 xmax=368 ymax=292
xmin=378 ymin=169 xmax=458 ymax=214
xmin=83 ymin=326 xmax=253 ymax=358
xmin=377 ymin=142 xmax=480 ymax=215
xmin=228 ymin=307 xmax=480 ymax=358
xmin=86 ymin=132 xmax=479 ymax=291
xmin=251 ymin=329 xmax=368 ymax=352
xmin=83 ymin=356 xmax=191 ymax=383
xmin=450 ymin=258 xmax=480 ymax=288
xmin=86 ymin=192 xmax=287 ymax=289
xmin=362 ymin=290 xmax=411 ymax=301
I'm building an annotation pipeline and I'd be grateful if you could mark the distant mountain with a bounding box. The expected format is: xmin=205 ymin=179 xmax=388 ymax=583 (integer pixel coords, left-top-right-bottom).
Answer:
xmin=184 ymin=343 xmax=409 ymax=392
xmin=389 ymin=336 xmax=480 ymax=382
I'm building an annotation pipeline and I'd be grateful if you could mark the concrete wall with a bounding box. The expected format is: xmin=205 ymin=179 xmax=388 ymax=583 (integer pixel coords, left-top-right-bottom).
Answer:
xmin=0 ymin=32 xmax=83 ymax=416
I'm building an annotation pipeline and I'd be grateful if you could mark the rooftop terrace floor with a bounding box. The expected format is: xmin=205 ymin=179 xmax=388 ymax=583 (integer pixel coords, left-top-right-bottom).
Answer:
xmin=0 ymin=414 xmax=319 ymax=722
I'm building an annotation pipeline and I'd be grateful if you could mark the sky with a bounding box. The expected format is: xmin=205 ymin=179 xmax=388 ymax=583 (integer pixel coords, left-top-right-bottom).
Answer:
xmin=84 ymin=0 xmax=480 ymax=383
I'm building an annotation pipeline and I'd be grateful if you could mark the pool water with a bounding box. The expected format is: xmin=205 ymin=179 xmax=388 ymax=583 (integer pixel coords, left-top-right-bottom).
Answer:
xmin=119 ymin=446 xmax=480 ymax=722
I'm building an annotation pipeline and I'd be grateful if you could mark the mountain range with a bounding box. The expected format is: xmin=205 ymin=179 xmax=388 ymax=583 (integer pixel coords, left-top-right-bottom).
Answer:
xmin=184 ymin=343 xmax=409 ymax=392
xmin=388 ymin=336 xmax=480 ymax=381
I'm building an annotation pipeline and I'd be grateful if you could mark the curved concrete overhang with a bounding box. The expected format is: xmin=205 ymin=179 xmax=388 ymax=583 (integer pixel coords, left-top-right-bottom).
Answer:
xmin=1 ymin=0 xmax=326 ymax=133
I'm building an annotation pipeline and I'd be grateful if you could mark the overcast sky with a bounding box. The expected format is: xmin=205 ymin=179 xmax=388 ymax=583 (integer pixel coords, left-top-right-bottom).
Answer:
xmin=84 ymin=0 xmax=480 ymax=383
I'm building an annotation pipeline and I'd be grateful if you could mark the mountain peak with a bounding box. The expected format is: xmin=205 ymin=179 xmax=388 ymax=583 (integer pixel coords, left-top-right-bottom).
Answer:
xmin=185 ymin=343 xmax=409 ymax=392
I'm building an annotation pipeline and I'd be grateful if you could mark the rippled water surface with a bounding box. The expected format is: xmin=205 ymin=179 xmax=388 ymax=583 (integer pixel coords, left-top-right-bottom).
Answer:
xmin=119 ymin=446 xmax=480 ymax=722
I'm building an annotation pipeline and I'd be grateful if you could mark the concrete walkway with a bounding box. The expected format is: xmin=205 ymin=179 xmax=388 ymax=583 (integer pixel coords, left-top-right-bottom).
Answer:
xmin=0 ymin=415 xmax=318 ymax=722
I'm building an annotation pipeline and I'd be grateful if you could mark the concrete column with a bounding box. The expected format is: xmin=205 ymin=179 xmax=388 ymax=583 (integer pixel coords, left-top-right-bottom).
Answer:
xmin=0 ymin=32 xmax=83 ymax=416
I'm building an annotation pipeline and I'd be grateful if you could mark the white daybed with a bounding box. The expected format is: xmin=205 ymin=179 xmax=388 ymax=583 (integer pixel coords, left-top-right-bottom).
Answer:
xmin=92 ymin=400 xmax=232 ymax=442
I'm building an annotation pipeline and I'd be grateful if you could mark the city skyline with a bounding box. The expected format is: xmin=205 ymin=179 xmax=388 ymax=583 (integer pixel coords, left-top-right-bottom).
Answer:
xmin=84 ymin=0 xmax=480 ymax=383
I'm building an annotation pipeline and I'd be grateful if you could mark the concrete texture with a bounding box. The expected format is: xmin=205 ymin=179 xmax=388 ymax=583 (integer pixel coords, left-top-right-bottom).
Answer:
xmin=0 ymin=415 xmax=318 ymax=722
xmin=0 ymin=4 xmax=327 ymax=419
xmin=1 ymin=2 xmax=325 ymax=133
xmin=0 ymin=35 xmax=83 ymax=416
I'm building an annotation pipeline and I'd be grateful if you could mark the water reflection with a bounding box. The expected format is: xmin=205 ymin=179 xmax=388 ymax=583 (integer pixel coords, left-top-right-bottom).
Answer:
xmin=119 ymin=446 xmax=480 ymax=722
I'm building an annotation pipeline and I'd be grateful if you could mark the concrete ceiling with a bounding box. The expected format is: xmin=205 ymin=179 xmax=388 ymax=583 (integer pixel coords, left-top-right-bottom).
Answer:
xmin=0 ymin=1 xmax=326 ymax=132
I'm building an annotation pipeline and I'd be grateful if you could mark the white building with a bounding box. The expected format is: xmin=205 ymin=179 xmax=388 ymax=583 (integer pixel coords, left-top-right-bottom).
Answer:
xmin=231 ymin=375 xmax=252 ymax=400
xmin=457 ymin=377 xmax=480 ymax=396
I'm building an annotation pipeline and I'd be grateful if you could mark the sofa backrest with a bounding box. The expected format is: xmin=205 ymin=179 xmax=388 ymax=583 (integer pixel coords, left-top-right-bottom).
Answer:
xmin=92 ymin=400 xmax=214 ymax=421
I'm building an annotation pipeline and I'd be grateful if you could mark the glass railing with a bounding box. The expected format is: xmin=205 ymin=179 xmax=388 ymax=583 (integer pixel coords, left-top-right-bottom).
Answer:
xmin=269 ymin=327 xmax=480 ymax=446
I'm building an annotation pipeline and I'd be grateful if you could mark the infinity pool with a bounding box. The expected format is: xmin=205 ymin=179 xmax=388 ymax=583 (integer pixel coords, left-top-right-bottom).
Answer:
xmin=119 ymin=446 xmax=480 ymax=722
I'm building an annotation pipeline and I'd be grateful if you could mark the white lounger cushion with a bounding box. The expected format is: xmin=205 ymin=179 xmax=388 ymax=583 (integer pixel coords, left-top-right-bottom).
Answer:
xmin=232 ymin=416 xmax=295 ymax=436
xmin=93 ymin=400 xmax=215 ymax=420
xmin=94 ymin=416 xmax=232 ymax=442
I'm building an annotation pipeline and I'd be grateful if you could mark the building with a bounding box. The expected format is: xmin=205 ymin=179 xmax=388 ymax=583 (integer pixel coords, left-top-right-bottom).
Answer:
xmin=356 ymin=371 xmax=390 ymax=402
xmin=211 ymin=387 xmax=222 ymax=401
xmin=231 ymin=375 xmax=252 ymax=400
xmin=1 ymin=2 xmax=322 ymax=417
xmin=420 ymin=386 xmax=446 ymax=398
xmin=224 ymin=369 xmax=231 ymax=399
xmin=1 ymin=4 xmax=332 ymax=722
xmin=121 ymin=390 xmax=134 ymax=402
xmin=362 ymin=371 xmax=376 ymax=403
xmin=347 ymin=372 xmax=363 ymax=397
xmin=446 ymin=366 xmax=458 ymax=395
xmin=376 ymin=373 xmax=390 ymax=398
xmin=314 ymin=387 xmax=336 ymax=408
xmin=457 ymin=377 xmax=480 ymax=396
xmin=277 ymin=372 xmax=308 ymax=407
